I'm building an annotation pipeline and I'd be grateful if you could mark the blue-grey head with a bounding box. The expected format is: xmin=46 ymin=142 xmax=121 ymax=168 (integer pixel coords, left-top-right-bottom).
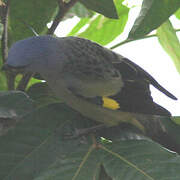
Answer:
xmin=3 ymin=35 xmax=66 ymax=74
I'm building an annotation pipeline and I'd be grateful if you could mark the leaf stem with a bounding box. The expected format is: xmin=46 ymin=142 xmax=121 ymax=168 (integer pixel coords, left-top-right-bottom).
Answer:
xmin=72 ymin=144 xmax=95 ymax=180
xmin=110 ymin=29 xmax=180 ymax=49
xmin=100 ymin=145 xmax=154 ymax=180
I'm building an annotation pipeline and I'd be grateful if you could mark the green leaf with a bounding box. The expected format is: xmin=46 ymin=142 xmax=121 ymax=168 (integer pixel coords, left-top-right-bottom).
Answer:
xmin=1 ymin=103 xmax=180 ymax=179
xmin=27 ymin=82 xmax=60 ymax=107
xmin=101 ymin=140 xmax=180 ymax=180
xmin=175 ymin=9 xmax=180 ymax=19
xmin=157 ymin=20 xmax=180 ymax=74
xmin=156 ymin=116 xmax=180 ymax=151
xmin=9 ymin=0 xmax=58 ymax=43
xmin=36 ymin=138 xmax=180 ymax=179
xmin=75 ymin=0 xmax=129 ymax=45
xmin=68 ymin=18 xmax=91 ymax=36
xmin=172 ymin=116 xmax=180 ymax=125
xmin=0 ymin=71 xmax=8 ymax=90
xmin=0 ymin=104 xmax=96 ymax=180
xmin=0 ymin=91 xmax=34 ymax=118
xmin=65 ymin=2 xmax=93 ymax=19
xmin=128 ymin=0 xmax=180 ymax=39
xmin=80 ymin=0 xmax=118 ymax=19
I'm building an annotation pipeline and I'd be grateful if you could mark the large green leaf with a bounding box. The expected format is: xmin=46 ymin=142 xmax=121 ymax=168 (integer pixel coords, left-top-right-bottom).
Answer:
xmin=35 ymin=138 xmax=180 ymax=180
xmin=68 ymin=18 xmax=91 ymax=36
xmin=157 ymin=20 xmax=180 ymax=74
xmin=70 ymin=0 xmax=129 ymax=45
xmin=0 ymin=91 xmax=34 ymax=118
xmin=1 ymin=103 xmax=180 ymax=179
xmin=9 ymin=0 xmax=58 ymax=43
xmin=128 ymin=0 xmax=180 ymax=39
xmin=80 ymin=0 xmax=118 ymax=19
xmin=27 ymin=82 xmax=60 ymax=107
xmin=101 ymin=140 xmax=180 ymax=180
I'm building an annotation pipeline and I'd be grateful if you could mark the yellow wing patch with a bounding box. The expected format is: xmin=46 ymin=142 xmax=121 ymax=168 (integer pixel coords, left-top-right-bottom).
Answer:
xmin=102 ymin=97 xmax=120 ymax=110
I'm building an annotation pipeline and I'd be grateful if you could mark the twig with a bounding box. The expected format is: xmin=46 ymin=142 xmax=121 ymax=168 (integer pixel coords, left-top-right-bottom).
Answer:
xmin=47 ymin=0 xmax=79 ymax=35
xmin=1 ymin=0 xmax=9 ymax=62
xmin=0 ymin=0 xmax=16 ymax=90
xmin=110 ymin=29 xmax=180 ymax=50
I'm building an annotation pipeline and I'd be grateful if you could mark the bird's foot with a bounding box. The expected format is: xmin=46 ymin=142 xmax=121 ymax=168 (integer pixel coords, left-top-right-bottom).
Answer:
xmin=63 ymin=124 xmax=106 ymax=139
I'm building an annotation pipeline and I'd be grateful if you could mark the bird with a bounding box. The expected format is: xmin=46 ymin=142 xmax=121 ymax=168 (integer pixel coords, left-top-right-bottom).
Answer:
xmin=3 ymin=35 xmax=177 ymax=131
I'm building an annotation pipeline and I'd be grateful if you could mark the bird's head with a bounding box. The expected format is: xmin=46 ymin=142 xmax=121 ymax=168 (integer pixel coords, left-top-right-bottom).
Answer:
xmin=2 ymin=35 xmax=66 ymax=75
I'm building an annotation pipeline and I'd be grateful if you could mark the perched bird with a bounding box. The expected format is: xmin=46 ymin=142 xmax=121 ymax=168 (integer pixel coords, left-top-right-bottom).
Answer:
xmin=3 ymin=36 xmax=177 ymax=131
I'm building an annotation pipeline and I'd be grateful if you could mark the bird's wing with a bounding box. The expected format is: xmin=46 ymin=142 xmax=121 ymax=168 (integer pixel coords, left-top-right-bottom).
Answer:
xmin=109 ymin=54 xmax=174 ymax=116
xmin=61 ymin=37 xmax=124 ymax=98
xmin=110 ymin=57 xmax=171 ymax=116
xmin=62 ymin=36 xmax=177 ymax=99
xmin=74 ymin=56 xmax=172 ymax=116
xmin=114 ymin=56 xmax=177 ymax=100
xmin=60 ymin=37 xmax=174 ymax=116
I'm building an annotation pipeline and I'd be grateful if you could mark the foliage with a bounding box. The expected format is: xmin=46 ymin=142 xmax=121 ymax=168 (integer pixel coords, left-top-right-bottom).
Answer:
xmin=0 ymin=0 xmax=180 ymax=179
xmin=157 ymin=20 xmax=180 ymax=74
xmin=69 ymin=0 xmax=129 ymax=45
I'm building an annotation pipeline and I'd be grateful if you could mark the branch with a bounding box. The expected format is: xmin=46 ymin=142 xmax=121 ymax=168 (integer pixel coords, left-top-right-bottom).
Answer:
xmin=110 ymin=29 xmax=180 ymax=50
xmin=0 ymin=0 xmax=16 ymax=90
xmin=1 ymin=0 xmax=10 ymax=62
xmin=47 ymin=0 xmax=79 ymax=35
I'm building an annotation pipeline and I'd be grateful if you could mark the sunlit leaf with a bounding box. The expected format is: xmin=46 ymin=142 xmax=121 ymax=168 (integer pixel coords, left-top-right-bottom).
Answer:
xmin=129 ymin=0 xmax=180 ymax=39
xmin=157 ymin=20 xmax=180 ymax=74
xmin=175 ymin=9 xmax=180 ymax=19
xmin=75 ymin=0 xmax=129 ymax=45
xmin=68 ymin=18 xmax=91 ymax=36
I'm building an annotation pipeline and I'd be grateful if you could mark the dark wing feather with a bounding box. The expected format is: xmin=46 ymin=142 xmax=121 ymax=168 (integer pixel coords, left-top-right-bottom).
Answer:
xmin=110 ymin=57 xmax=172 ymax=116
xmin=119 ymin=57 xmax=177 ymax=100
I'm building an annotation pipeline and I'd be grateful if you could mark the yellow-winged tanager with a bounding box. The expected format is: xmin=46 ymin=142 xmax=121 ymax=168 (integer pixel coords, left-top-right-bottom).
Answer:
xmin=3 ymin=36 xmax=177 ymax=131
